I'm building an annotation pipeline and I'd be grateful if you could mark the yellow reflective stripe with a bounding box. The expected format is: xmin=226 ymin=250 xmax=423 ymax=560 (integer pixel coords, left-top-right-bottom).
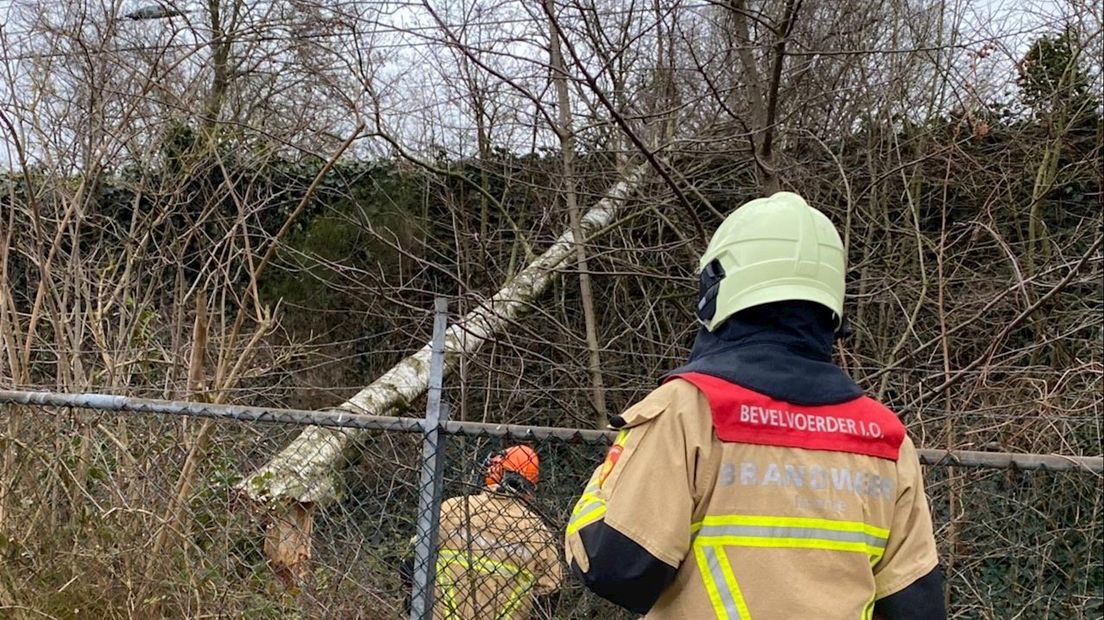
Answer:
xmin=440 ymin=581 xmax=461 ymax=620
xmin=577 ymin=490 xmax=602 ymax=505
xmin=570 ymin=492 xmax=598 ymax=515
xmin=695 ymin=514 xmax=889 ymax=540
xmin=435 ymin=554 xmax=463 ymax=619
xmin=695 ymin=542 xmax=750 ymax=619
xmin=568 ymin=487 xmax=609 ymax=535
xmin=568 ymin=477 xmax=602 ymax=516
xmin=570 ymin=487 xmax=603 ymax=515
xmin=695 ymin=544 xmax=731 ymax=620
xmin=691 ymin=514 xmax=890 ymax=618
xmin=695 ymin=534 xmax=884 ymax=559
xmin=437 ymin=549 xmax=527 ymax=578
xmin=711 ymin=543 xmax=751 ymax=619
xmin=697 ymin=524 xmax=886 ymax=548
xmin=566 ymin=500 xmax=606 ymax=535
xmin=706 ymin=538 xmax=750 ymax=613
xmin=869 ymin=549 xmax=883 ymax=566
xmin=436 ymin=549 xmax=534 ymax=620
xmin=861 ymin=592 xmax=875 ymax=620
xmin=690 ymin=514 xmax=891 ymax=618
xmin=498 ymin=580 xmax=534 ymax=620
xmin=692 ymin=514 xmax=888 ymax=562
xmin=567 ymin=430 xmax=630 ymax=537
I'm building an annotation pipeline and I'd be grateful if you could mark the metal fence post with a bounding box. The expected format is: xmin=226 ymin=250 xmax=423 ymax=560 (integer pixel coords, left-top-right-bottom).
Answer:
xmin=410 ymin=298 xmax=450 ymax=620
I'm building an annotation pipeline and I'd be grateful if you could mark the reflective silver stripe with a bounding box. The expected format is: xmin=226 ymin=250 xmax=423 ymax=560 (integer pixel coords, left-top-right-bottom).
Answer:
xmin=567 ymin=499 xmax=606 ymax=534
xmin=702 ymin=545 xmax=744 ymax=620
xmin=697 ymin=524 xmax=887 ymax=549
xmin=571 ymin=499 xmax=605 ymax=522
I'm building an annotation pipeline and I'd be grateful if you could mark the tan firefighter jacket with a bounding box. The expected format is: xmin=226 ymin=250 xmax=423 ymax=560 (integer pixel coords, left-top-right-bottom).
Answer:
xmin=433 ymin=487 xmax=563 ymax=619
xmin=566 ymin=375 xmax=939 ymax=619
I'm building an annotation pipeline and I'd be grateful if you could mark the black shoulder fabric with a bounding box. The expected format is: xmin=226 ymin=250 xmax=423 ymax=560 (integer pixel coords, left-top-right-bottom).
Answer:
xmin=571 ymin=520 xmax=678 ymax=614
xmin=664 ymin=301 xmax=864 ymax=406
xmin=873 ymin=567 xmax=947 ymax=620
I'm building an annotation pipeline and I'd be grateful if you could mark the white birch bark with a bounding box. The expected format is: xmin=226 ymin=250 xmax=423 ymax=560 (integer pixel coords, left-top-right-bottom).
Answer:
xmin=239 ymin=165 xmax=647 ymax=506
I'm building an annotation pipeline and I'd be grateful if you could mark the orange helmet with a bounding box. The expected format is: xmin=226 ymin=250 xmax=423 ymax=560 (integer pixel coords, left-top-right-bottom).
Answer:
xmin=484 ymin=445 xmax=540 ymax=489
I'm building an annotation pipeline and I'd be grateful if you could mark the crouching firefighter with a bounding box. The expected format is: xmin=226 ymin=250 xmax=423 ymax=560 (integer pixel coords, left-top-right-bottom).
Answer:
xmin=565 ymin=192 xmax=946 ymax=619
xmin=403 ymin=445 xmax=563 ymax=619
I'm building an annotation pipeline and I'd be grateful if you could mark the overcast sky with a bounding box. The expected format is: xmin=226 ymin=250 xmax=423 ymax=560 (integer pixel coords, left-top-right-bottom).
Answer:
xmin=0 ymin=0 xmax=1096 ymax=171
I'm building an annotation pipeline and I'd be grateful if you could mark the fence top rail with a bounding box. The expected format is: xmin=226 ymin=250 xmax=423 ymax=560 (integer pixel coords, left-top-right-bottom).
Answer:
xmin=1 ymin=389 xmax=1100 ymax=474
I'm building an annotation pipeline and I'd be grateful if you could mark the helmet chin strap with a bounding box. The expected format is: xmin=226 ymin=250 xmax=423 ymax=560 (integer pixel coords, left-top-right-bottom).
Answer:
xmin=696 ymin=260 xmax=725 ymax=327
xmin=834 ymin=315 xmax=853 ymax=341
xmin=481 ymin=450 xmax=504 ymax=486
xmin=500 ymin=471 xmax=535 ymax=495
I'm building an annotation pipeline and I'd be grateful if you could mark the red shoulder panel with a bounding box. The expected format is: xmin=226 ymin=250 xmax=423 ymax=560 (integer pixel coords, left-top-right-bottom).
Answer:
xmin=668 ymin=372 xmax=905 ymax=461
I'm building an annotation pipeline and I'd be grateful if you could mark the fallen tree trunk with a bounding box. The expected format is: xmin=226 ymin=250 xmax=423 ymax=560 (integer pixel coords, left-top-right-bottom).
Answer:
xmin=237 ymin=164 xmax=647 ymax=581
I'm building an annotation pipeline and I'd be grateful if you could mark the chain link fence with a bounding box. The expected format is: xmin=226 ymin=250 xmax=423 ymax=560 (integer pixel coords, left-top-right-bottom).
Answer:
xmin=0 ymin=393 xmax=1100 ymax=619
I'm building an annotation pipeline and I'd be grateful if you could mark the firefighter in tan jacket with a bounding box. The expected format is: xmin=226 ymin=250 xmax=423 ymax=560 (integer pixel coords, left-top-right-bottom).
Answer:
xmin=425 ymin=445 xmax=563 ymax=619
xmin=566 ymin=193 xmax=945 ymax=619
